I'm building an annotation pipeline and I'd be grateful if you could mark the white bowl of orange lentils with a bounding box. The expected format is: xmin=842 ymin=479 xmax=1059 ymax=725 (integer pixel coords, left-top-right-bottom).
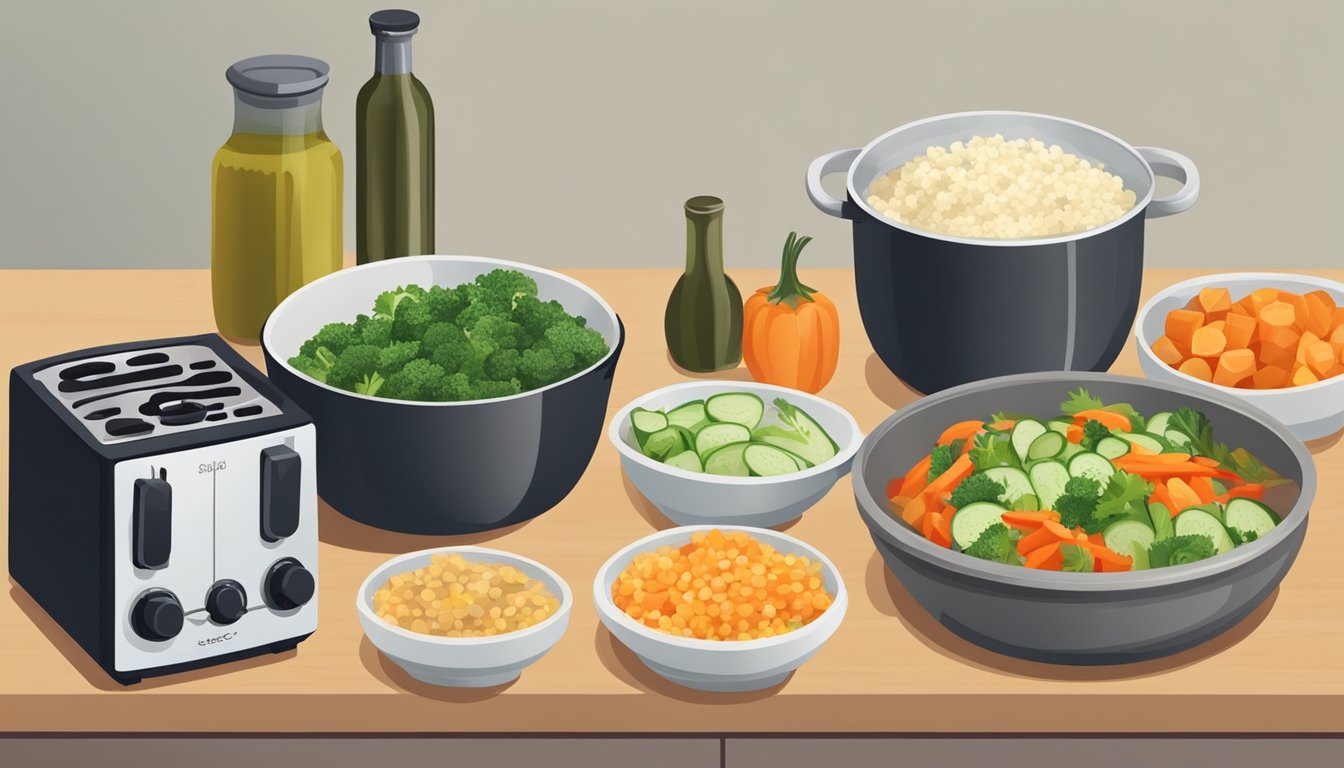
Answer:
xmin=357 ymin=546 xmax=572 ymax=688
xmin=593 ymin=526 xmax=847 ymax=692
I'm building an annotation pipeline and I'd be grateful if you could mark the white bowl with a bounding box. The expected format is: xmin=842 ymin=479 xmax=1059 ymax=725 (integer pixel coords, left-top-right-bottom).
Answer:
xmin=356 ymin=546 xmax=572 ymax=688
xmin=593 ymin=525 xmax=847 ymax=692
xmin=608 ymin=382 xmax=862 ymax=527
xmin=1136 ymin=272 xmax=1344 ymax=441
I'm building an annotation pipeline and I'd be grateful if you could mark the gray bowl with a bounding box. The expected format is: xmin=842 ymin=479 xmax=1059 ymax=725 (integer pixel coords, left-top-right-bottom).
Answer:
xmin=852 ymin=372 xmax=1314 ymax=665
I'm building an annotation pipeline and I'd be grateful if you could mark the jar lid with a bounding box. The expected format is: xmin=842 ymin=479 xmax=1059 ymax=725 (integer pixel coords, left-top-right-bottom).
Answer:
xmin=226 ymin=55 xmax=330 ymax=97
xmin=370 ymin=9 xmax=420 ymax=34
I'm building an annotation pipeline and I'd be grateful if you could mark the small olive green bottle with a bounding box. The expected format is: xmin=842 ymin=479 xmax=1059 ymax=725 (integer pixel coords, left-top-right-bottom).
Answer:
xmin=356 ymin=9 xmax=434 ymax=264
xmin=665 ymin=196 xmax=744 ymax=372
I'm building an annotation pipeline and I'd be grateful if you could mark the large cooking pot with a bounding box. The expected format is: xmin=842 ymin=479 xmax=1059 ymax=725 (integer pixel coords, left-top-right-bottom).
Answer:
xmin=807 ymin=111 xmax=1199 ymax=394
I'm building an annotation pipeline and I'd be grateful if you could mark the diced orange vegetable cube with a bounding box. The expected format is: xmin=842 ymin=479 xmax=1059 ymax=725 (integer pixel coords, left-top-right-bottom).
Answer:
xmin=1165 ymin=309 xmax=1204 ymax=348
xmin=1151 ymin=335 xmax=1184 ymax=366
xmin=1333 ymin=306 xmax=1344 ymax=331
xmin=1306 ymin=341 xmax=1336 ymax=377
xmin=1259 ymin=300 xmax=1296 ymax=330
xmin=1248 ymin=288 xmax=1281 ymax=315
xmin=1304 ymin=291 xmax=1334 ymax=337
xmin=1306 ymin=289 xmax=1338 ymax=312
xmin=1296 ymin=330 xmax=1321 ymax=364
xmin=1223 ymin=312 xmax=1256 ymax=350
xmin=1197 ymin=287 xmax=1232 ymax=316
xmin=1260 ymin=326 xmax=1300 ymax=364
xmin=1330 ymin=324 xmax=1344 ymax=348
xmin=1177 ymin=357 xmax=1213 ymax=381
xmin=1189 ymin=324 xmax=1227 ymax=357
xmin=1228 ymin=301 xmax=1251 ymax=317
xmin=1252 ymin=365 xmax=1289 ymax=389
xmin=1280 ymin=292 xmax=1310 ymax=329
xmin=1213 ymin=349 xmax=1255 ymax=387
xmin=1291 ymin=365 xmax=1319 ymax=387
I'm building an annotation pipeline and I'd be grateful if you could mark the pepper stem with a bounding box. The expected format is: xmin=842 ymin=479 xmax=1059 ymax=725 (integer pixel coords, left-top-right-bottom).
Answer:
xmin=766 ymin=232 xmax=815 ymax=309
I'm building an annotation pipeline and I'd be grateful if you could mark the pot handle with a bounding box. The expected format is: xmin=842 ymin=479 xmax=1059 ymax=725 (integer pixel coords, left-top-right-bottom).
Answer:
xmin=1138 ymin=146 xmax=1199 ymax=218
xmin=806 ymin=148 xmax=862 ymax=219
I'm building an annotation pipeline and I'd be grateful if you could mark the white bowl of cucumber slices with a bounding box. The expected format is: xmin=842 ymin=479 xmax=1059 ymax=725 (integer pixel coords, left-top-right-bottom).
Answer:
xmin=609 ymin=382 xmax=862 ymax=527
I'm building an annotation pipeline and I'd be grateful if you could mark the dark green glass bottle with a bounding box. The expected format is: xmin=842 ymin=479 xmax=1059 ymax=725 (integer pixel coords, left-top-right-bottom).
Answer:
xmin=356 ymin=9 xmax=434 ymax=264
xmin=665 ymin=196 xmax=744 ymax=372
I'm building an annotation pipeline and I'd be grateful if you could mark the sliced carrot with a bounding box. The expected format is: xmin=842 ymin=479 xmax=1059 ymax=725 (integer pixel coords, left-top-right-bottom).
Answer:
xmin=1166 ymin=477 xmax=1202 ymax=511
xmin=922 ymin=454 xmax=973 ymax=502
xmin=1042 ymin=519 xmax=1080 ymax=542
xmin=888 ymin=494 xmax=912 ymax=510
xmin=1222 ymin=311 xmax=1257 ymax=350
xmin=1191 ymin=456 xmax=1220 ymax=468
xmin=1151 ymin=335 xmax=1184 ymax=366
xmin=901 ymin=493 xmax=929 ymax=528
xmin=1252 ymin=364 xmax=1290 ymax=389
xmin=1016 ymin=526 xmax=1059 ymax=556
xmin=1066 ymin=424 xmax=1084 ymax=444
xmin=1121 ymin=452 xmax=1192 ymax=464
xmin=1128 ymin=440 xmax=1156 ymax=456
xmin=960 ymin=437 xmax=976 ymax=456
xmin=927 ymin=511 xmax=953 ymax=549
xmin=938 ymin=420 xmax=984 ymax=446
xmin=1072 ymin=409 xmax=1133 ymax=432
xmin=1304 ymin=291 xmax=1334 ymax=337
xmin=1197 ymin=286 xmax=1232 ymax=318
xmin=1088 ymin=533 xmax=1105 ymax=547
xmin=1188 ymin=475 xmax=1217 ymax=504
xmin=1083 ymin=542 xmax=1133 ymax=572
xmin=1215 ymin=483 xmax=1265 ymax=503
xmin=1177 ymin=357 xmax=1213 ymax=382
xmin=1024 ymin=542 xmax=1064 ymax=570
xmin=986 ymin=419 xmax=1016 ymax=431
xmin=1259 ymin=300 xmax=1296 ymax=330
xmin=886 ymin=478 xmax=904 ymax=501
xmin=1111 ymin=459 xmax=1220 ymax=478
xmin=1213 ymin=348 xmax=1255 ymax=387
xmin=899 ymin=454 xmax=933 ymax=498
xmin=1001 ymin=510 xmax=1060 ymax=532
xmin=1165 ymin=309 xmax=1204 ymax=348
xmin=1150 ymin=481 xmax=1175 ymax=513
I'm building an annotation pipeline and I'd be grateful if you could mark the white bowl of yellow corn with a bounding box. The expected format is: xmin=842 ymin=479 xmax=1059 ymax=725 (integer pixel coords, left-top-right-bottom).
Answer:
xmin=357 ymin=546 xmax=572 ymax=688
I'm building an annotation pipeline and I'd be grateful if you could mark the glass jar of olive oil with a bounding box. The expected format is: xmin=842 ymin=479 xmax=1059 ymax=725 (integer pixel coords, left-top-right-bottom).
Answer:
xmin=212 ymin=55 xmax=343 ymax=341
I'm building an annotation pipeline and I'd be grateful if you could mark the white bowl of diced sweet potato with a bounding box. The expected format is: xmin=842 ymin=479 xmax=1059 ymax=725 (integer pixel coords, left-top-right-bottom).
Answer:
xmin=1136 ymin=272 xmax=1344 ymax=440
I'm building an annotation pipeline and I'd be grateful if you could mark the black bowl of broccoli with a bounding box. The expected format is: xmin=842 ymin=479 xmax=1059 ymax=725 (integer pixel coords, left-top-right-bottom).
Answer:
xmin=262 ymin=255 xmax=624 ymax=535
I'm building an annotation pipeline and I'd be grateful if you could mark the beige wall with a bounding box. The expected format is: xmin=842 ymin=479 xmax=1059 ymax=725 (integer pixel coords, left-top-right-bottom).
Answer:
xmin=0 ymin=0 xmax=1340 ymax=270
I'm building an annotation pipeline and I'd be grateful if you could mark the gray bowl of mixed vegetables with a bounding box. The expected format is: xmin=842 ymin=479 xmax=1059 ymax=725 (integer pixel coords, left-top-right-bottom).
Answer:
xmin=852 ymin=372 xmax=1314 ymax=665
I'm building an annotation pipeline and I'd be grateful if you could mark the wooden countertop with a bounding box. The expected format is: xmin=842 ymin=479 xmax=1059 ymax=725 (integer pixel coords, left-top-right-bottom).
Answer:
xmin=1 ymin=267 xmax=1341 ymax=734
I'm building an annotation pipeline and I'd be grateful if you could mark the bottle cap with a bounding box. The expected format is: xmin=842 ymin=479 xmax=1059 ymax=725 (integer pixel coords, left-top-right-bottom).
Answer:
xmin=685 ymin=196 xmax=725 ymax=215
xmin=370 ymin=9 xmax=421 ymax=35
xmin=226 ymin=55 xmax=330 ymax=97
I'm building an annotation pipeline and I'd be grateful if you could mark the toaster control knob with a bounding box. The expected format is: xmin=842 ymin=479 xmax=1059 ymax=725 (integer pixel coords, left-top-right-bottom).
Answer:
xmin=132 ymin=591 xmax=184 ymax=642
xmin=264 ymin=558 xmax=315 ymax=610
xmin=205 ymin=579 xmax=248 ymax=625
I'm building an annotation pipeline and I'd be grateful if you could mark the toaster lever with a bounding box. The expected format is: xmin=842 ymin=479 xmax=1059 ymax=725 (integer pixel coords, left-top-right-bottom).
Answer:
xmin=132 ymin=477 xmax=172 ymax=570
xmin=260 ymin=445 xmax=301 ymax=541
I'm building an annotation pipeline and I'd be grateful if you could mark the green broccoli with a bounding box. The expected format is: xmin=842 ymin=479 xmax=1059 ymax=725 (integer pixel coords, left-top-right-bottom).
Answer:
xmin=1147 ymin=534 xmax=1217 ymax=568
xmin=325 ymin=344 xmax=381 ymax=390
xmin=355 ymin=371 xmax=385 ymax=397
xmin=1080 ymin=419 xmax=1111 ymax=452
xmin=372 ymin=286 xmax=425 ymax=322
xmin=513 ymin=296 xmax=579 ymax=344
xmin=516 ymin=347 xmax=563 ymax=390
xmin=390 ymin=299 xmax=434 ymax=342
xmin=468 ymin=379 xmax=522 ymax=400
xmin=927 ymin=444 xmax=955 ymax=483
xmin=299 ymin=322 xmax=359 ymax=359
xmin=355 ymin=314 xmax=394 ymax=347
xmin=468 ymin=315 xmax=522 ymax=353
xmin=1054 ymin=475 xmax=1102 ymax=531
xmin=380 ymin=358 xmax=448 ymax=401
xmin=375 ymin=341 xmax=421 ymax=375
xmin=541 ymin=321 xmax=608 ymax=370
xmin=964 ymin=524 xmax=1021 ymax=565
xmin=483 ymin=348 xmax=521 ymax=380
xmin=420 ymin=322 xmax=466 ymax=357
xmin=425 ymin=284 xmax=471 ymax=325
xmin=474 ymin=268 xmax=538 ymax=306
xmin=947 ymin=473 xmax=1006 ymax=509
xmin=287 ymin=354 xmax=331 ymax=383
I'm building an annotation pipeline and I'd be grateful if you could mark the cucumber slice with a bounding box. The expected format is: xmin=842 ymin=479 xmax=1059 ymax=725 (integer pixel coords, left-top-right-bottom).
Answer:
xmin=703 ymin=443 xmax=750 ymax=476
xmin=743 ymin=443 xmax=800 ymax=477
xmin=1010 ymin=419 xmax=1048 ymax=464
xmin=666 ymin=400 xmax=709 ymax=433
xmin=705 ymin=392 xmax=765 ymax=429
xmin=1060 ymin=442 xmax=1084 ymax=460
xmin=642 ymin=426 xmax=687 ymax=461
xmin=1113 ymin=432 xmax=1165 ymax=454
xmin=1128 ymin=540 xmax=1151 ymax=570
xmin=1011 ymin=494 xmax=1041 ymax=512
xmin=1224 ymin=498 xmax=1281 ymax=541
xmin=1145 ymin=411 xmax=1173 ymax=437
xmin=694 ymin=422 xmax=751 ymax=458
xmin=1174 ymin=508 xmax=1235 ymax=556
xmin=1147 ymin=501 xmax=1174 ymax=542
xmin=1026 ymin=431 xmax=1066 ymax=461
xmin=1095 ymin=436 xmax=1131 ymax=460
xmin=751 ymin=401 xmax=838 ymax=468
xmin=982 ymin=467 xmax=1033 ymax=505
xmin=1028 ymin=460 xmax=1070 ymax=510
xmin=1068 ymin=452 xmax=1115 ymax=486
xmin=1164 ymin=429 xmax=1193 ymax=450
xmin=1047 ymin=419 xmax=1073 ymax=436
xmin=664 ymin=450 xmax=704 ymax=474
xmin=630 ymin=408 xmax=669 ymax=446
xmin=951 ymin=501 xmax=1008 ymax=551
xmin=1103 ymin=519 xmax=1156 ymax=569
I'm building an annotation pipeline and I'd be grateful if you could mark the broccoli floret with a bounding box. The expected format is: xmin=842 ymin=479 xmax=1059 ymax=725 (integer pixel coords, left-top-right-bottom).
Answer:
xmin=325 ymin=344 xmax=381 ymax=390
xmin=964 ymin=523 xmax=1020 ymax=565
xmin=425 ymin=284 xmax=472 ymax=325
xmin=483 ymin=348 xmax=520 ymax=380
xmin=927 ymin=444 xmax=955 ymax=483
xmin=516 ymin=347 xmax=564 ymax=390
xmin=469 ymin=378 xmax=522 ymax=400
xmin=474 ymin=268 xmax=538 ymax=306
xmin=390 ymin=299 xmax=434 ymax=342
xmin=1080 ymin=419 xmax=1111 ymax=451
xmin=380 ymin=358 xmax=448 ymax=401
xmin=299 ymin=322 xmax=359 ymax=359
xmin=1147 ymin=534 xmax=1217 ymax=568
xmin=287 ymin=354 xmax=330 ymax=383
xmin=541 ymin=321 xmax=608 ymax=370
xmin=420 ymin=322 xmax=466 ymax=357
xmin=947 ymin=473 xmax=1006 ymax=509
xmin=469 ymin=315 xmax=523 ymax=353
xmin=512 ymin=295 xmax=578 ymax=344
xmin=375 ymin=341 xmax=420 ymax=375
xmin=1055 ymin=475 xmax=1102 ymax=531
xmin=425 ymin=324 xmax=482 ymax=376
xmin=356 ymin=314 xmax=394 ymax=347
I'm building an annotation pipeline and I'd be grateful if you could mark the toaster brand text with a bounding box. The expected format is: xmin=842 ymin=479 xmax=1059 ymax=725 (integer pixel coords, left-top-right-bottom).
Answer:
xmin=199 ymin=632 xmax=237 ymax=646
xmin=198 ymin=460 xmax=228 ymax=474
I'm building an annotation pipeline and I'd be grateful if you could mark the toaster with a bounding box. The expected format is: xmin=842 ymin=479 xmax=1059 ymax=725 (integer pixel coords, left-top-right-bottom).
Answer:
xmin=8 ymin=334 xmax=318 ymax=684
